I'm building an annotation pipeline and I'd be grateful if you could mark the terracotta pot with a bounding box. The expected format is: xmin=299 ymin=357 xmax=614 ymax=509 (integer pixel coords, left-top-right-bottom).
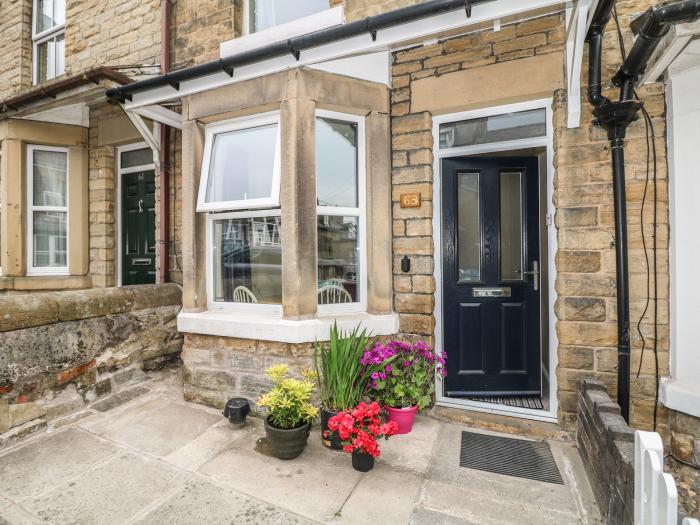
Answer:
xmin=385 ymin=405 xmax=418 ymax=434
xmin=320 ymin=407 xmax=343 ymax=450
xmin=264 ymin=418 xmax=311 ymax=460
xmin=351 ymin=451 xmax=375 ymax=472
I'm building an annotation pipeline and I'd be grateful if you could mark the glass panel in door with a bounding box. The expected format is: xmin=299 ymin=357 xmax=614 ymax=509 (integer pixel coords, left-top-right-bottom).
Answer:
xmin=500 ymin=171 xmax=523 ymax=281
xmin=457 ymin=172 xmax=480 ymax=283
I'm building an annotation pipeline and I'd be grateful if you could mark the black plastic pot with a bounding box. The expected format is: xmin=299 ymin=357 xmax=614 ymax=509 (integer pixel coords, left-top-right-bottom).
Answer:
xmin=321 ymin=407 xmax=343 ymax=450
xmin=351 ymin=451 xmax=375 ymax=472
xmin=264 ymin=418 xmax=311 ymax=460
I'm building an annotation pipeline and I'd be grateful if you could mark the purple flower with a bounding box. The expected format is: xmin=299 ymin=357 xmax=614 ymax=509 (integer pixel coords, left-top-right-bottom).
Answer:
xmin=385 ymin=365 xmax=392 ymax=372
xmin=371 ymin=372 xmax=379 ymax=380
xmin=403 ymin=360 xmax=411 ymax=368
xmin=379 ymin=372 xmax=386 ymax=381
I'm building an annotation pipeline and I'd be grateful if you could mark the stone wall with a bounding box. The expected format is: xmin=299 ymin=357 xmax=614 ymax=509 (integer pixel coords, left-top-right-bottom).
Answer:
xmin=577 ymin=378 xmax=635 ymax=525
xmin=0 ymin=284 xmax=183 ymax=445
xmin=182 ymin=335 xmax=314 ymax=410
xmin=669 ymin=411 xmax=700 ymax=518
xmin=0 ymin=0 xmax=32 ymax=100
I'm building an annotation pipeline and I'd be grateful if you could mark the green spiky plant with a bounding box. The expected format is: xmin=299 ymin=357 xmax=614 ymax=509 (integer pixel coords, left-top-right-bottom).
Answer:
xmin=313 ymin=323 xmax=372 ymax=412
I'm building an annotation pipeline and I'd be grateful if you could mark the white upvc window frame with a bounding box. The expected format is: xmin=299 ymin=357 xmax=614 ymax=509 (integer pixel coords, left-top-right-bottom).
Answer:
xmin=32 ymin=0 xmax=66 ymax=84
xmin=315 ymin=109 xmax=367 ymax=316
xmin=243 ymin=0 xmax=331 ymax=35
xmin=26 ymin=144 xmax=69 ymax=276
xmin=206 ymin=208 xmax=283 ymax=315
xmin=197 ymin=112 xmax=282 ymax=213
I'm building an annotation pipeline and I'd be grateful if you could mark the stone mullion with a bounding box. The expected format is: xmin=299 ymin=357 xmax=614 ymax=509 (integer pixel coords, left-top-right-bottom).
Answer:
xmin=0 ymin=139 xmax=24 ymax=276
xmin=280 ymin=97 xmax=317 ymax=320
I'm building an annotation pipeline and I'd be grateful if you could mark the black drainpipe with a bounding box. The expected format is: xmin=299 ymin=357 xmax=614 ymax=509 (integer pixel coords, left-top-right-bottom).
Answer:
xmin=586 ymin=0 xmax=700 ymax=423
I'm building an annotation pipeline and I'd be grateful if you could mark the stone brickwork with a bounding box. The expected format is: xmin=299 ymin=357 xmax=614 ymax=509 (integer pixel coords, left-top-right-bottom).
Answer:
xmin=0 ymin=0 xmax=32 ymax=100
xmin=577 ymin=379 xmax=635 ymax=525
xmin=182 ymin=335 xmax=314 ymax=410
xmin=389 ymin=13 xmax=565 ymax=344
xmin=669 ymin=411 xmax=700 ymax=518
xmin=0 ymin=284 xmax=183 ymax=446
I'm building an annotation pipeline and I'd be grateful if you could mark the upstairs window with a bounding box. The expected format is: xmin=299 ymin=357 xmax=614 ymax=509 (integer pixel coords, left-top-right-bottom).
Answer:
xmin=33 ymin=0 xmax=66 ymax=84
xmin=246 ymin=0 xmax=330 ymax=33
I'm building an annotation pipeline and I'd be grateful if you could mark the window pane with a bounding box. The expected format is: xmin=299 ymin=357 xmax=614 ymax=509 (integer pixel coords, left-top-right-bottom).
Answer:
xmin=33 ymin=149 xmax=67 ymax=207
xmin=251 ymin=0 xmax=330 ymax=32
xmin=317 ymin=215 xmax=359 ymax=304
xmin=213 ymin=216 xmax=281 ymax=304
xmin=121 ymin=147 xmax=153 ymax=169
xmin=37 ymin=40 xmax=49 ymax=83
xmin=36 ymin=0 xmax=62 ymax=33
xmin=457 ymin=172 xmax=480 ymax=283
xmin=500 ymin=171 xmax=523 ymax=281
xmin=316 ymin=118 xmax=357 ymax=208
xmin=439 ymin=108 xmax=546 ymax=149
xmin=206 ymin=124 xmax=278 ymax=204
xmin=33 ymin=211 xmax=67 ymax=267
xmin=55 ymin=33 xmax=65 ymax=77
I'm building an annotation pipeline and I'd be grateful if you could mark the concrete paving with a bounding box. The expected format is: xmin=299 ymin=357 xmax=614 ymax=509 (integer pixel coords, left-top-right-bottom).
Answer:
xmin=0 ymin=369 xmax=601 ymax=524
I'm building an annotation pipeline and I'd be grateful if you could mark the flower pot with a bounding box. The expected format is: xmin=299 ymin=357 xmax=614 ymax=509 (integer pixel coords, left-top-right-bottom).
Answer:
xmin=352 ymin=451 xmax=375 ymax=472
xmin=385 ymin=405 xmax=418 ymax=434
xmin=321 ymin=407 xmax=343 ymax=450
xmin=264 ymin=418 xmax=311 ymax=460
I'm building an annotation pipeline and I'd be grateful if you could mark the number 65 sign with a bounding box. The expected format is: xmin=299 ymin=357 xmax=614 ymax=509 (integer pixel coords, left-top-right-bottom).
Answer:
xmin=400 ymin=192 xmax=421 ymax=208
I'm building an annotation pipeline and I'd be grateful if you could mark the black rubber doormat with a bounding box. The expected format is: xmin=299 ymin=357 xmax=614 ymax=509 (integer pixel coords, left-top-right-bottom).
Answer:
xmin=459 ymin=431 xmax=564 ymax=484
xmin=465 ymin=395 xmax=544 ymax=410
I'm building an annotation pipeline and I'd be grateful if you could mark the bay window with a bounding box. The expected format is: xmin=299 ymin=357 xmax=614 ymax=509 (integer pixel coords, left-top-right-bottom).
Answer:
xmin=316 ymin=112 xmax=366 ymax=313
xmin=27 ymin=145 xmax=68 ymax=275
xmin=246 ymin=0 xmax=330 ymax=33
xmin=33 ymin=0 xmax=66 ymax=84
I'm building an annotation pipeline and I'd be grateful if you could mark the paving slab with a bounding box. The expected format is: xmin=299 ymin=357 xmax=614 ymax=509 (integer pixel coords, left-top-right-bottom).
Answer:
xmin=410 ymin=508 xmax=479 ymax=525
xmin=0 ymin=428 xmax=117 ymax=502
xmin=25 ymin=452 xmax=190 ymax=525
xmin=90 ymin=401 xmax=220 ymax=457
xmin=333 ymin=463 xmax=423 ymax=524
xmin=199 ymin=433 xmax=363 ymax=523
xmin=0 ymin=494 xmax=43 ymax=525
xmin=165 ymin=419 xmax=248 ymax=471
xmin=135 ymin=478 xmax=283 ymax=524
xmin=379 ymin=416 xmax=441 ymax=474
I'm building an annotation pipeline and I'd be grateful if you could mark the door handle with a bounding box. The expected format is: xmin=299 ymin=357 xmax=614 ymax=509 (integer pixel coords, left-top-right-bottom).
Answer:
xmin=138 ymin=199 xmax=143 ymax=213
xmin=523 ymin=261 xmax=540 ymax=291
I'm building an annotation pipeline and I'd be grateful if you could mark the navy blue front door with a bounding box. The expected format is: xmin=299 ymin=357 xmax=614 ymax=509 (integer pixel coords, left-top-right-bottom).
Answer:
xmin=442 ymin=157 xmax=541 ymax=396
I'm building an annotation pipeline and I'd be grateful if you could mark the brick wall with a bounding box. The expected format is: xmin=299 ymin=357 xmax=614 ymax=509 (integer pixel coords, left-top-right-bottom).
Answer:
xmin=577 ymin=378 xmax=635 ymax=525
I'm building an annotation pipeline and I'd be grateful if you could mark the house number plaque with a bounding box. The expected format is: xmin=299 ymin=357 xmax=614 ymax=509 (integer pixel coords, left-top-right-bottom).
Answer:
xmin=400 ymin=192 xmax=421 ymax=208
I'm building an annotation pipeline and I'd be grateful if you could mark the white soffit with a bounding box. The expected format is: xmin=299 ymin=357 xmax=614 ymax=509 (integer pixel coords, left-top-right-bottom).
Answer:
xmin=125 ymin=0 xmax=567 ymax=110
xmin=642 ymin=21 xmax=700 ymax=84
xmin=220 ymin=6 xmax=345 ymax=58
xmin=20 ymin=103 xmax=90 ymax=127
xmin=307 ymin=50 xmax=391 ymax=86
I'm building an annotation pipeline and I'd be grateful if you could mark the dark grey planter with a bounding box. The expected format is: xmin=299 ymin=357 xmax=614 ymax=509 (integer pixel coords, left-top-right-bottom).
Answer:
xmin=321 ymin=407 xmax=343 ymax=450
xmin=264 ymin=418 xmax=311 ymax=460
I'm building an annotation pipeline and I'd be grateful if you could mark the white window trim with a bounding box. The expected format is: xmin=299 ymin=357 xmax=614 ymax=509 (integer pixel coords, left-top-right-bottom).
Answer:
xmin=242 ymin=0 xmax=332 ymax=36
xmin=32 ymin=0 xmax=65 ymax=85
xmin=26 ymin=144 xmax=69 ymax=276
xmin=197 ymin=112 xmax=281 ymax=213
xmin=116 ymin=142 xmax=156 ymax=287
xmin=315 ymin=109 xmax=367 ymax=316
xmin=206 ymin=208 xmax=283 ymax=315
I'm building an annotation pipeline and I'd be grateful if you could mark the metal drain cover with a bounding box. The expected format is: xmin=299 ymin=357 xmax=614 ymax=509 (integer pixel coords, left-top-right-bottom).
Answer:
xmin=459 ymin=431 xmax=564 ymax=484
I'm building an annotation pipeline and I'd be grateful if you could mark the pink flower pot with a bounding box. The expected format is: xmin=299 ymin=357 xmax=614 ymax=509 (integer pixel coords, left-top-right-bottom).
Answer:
xmin=385 ymin=405 xmax=418 ymax=434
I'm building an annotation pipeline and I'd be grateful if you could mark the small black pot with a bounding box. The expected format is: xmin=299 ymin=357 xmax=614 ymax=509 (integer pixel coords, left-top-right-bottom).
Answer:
xmin=351 ymin=451 xmax=375 ymax=472
xmin=264 ymin=418 xmax=311 ymax=460
xmin=321 ymin=407 xmax=343 ymax=450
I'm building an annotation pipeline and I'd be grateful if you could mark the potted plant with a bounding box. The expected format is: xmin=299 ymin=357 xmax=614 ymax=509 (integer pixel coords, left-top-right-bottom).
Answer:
xmin=325 ymin=401 xmax=398 ymax=472
xmin=257 ymin=364 xmax=319 ymax=460
xmin=313 ymin=323 xmax=373 ymax=449
xmin=362 ymin=340 xmax=446 ymax=434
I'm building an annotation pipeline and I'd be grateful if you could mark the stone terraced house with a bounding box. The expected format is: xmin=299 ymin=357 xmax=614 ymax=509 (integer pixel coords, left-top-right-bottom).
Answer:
xmin=2 ymin=0 xmax=700 ymax=521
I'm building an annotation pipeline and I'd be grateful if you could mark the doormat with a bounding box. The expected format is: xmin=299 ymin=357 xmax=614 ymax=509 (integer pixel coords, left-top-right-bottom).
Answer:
xmin=459 ymin=431 xmax=564 ymax=484
xmin=465 ymin=395 xmax=544 ymax=410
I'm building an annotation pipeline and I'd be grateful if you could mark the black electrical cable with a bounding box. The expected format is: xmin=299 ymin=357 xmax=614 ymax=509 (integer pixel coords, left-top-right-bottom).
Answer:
xmin=612 ymin=6 xmax=660 ymax=430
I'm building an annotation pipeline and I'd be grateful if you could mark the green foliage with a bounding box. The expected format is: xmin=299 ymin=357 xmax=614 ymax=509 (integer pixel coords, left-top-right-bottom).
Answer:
xmin=370 ymin=351 xmax=436 ymax=410
xmin=312 ymin=323 xmax=372 ymax=412
xmin=257 ymin=364 xmax=319 ymax=429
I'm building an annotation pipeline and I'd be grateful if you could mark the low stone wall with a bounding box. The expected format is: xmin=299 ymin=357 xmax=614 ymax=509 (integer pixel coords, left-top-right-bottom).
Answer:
xmin=669 ymin=410 xmax=700 ymax=518
xmin=576 ymin=379 xmax=635 ymax=525
xmin=181 ymin=334 xmax=314 ymax=410
xmin=0 ymin=284 xmax=183 ymax=445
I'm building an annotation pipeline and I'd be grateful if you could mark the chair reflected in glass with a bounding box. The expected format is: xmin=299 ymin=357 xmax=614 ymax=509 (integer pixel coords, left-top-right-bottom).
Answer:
xmin=318 ymin=282 xmax=352 ymax=305
xmin=233 ymin=285 xmax=258 ymax=304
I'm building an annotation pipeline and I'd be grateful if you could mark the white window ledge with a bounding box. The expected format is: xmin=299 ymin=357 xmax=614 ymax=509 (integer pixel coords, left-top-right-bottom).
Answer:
xmin=177 ymin=310 xmax=399 ymax=344
xmin=660 ymin=377 xmax=700 ymax=419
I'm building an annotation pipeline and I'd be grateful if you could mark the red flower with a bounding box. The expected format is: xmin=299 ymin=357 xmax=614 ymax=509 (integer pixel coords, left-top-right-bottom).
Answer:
xmin=327 ymin=402 xmax=398 ymax=458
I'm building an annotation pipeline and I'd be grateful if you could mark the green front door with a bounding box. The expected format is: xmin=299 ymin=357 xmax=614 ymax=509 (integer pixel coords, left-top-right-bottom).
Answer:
xmin=121 ymin=170 xmax=156 ymax=285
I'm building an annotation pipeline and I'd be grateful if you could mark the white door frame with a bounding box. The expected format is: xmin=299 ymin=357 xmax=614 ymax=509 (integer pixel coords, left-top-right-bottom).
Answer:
xmin=431 ymin=98 xmax=559 ymax=423
xmin=116 ymin=142 xmax=156 ymax=287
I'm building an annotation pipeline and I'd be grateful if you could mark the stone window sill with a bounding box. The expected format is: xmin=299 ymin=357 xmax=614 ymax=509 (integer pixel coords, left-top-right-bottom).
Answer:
xmin=177 ymin=310 xmax=399 ymax=343
xmin=660 ymin=378 xmax=700 ymax=419
xmin=0 ymin=275 xmax=92 ymax=291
